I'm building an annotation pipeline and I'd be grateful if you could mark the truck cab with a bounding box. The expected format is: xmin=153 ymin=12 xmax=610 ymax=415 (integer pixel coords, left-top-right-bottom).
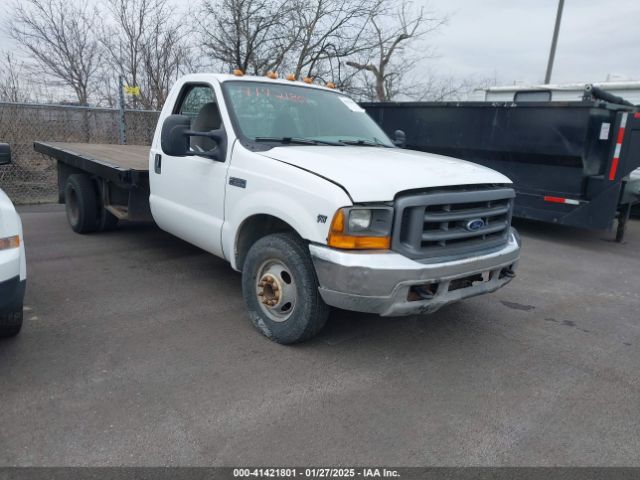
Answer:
xmin=148 ymin=74 xmax=521 ymax=343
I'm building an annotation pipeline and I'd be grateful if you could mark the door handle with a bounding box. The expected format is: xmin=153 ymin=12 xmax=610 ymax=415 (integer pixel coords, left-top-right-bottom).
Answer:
xmin=154 ymin=154 xmax=162 ymax=174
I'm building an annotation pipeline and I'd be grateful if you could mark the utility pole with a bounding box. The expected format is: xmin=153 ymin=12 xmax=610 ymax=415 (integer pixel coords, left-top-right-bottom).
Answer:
xmin=118 ymin=75 xmax=127 ymax=145
xmin=544 ymin=0 xmax=565 ymax=84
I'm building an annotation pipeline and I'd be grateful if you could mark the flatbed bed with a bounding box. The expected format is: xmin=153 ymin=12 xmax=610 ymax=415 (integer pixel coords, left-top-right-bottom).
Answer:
xmin=35 ymin=142 xmax=153 ymax=222
xmin=34 ymin=142 xmax=150 ymax=184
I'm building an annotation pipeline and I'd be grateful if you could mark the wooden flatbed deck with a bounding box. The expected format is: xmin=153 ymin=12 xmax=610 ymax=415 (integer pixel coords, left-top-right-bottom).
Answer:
xmin=34 ymin=142 xmax=150 ymax=185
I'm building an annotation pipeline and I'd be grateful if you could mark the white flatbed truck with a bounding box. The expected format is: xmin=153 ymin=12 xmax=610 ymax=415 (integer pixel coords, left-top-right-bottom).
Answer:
xmin=35 ymin=73 xmax=521 ymax=343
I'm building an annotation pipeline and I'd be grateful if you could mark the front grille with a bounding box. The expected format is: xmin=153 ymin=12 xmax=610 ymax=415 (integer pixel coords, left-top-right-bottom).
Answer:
xmin=392 ymin=186 xmax=515 ymax=260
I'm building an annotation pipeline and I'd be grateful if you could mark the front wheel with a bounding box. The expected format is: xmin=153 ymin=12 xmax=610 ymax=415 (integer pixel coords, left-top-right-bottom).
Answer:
xmin=0 ymin=310 xmax=23 ymax=338
xmin=241 ymin=232 xmax=329 ymax=344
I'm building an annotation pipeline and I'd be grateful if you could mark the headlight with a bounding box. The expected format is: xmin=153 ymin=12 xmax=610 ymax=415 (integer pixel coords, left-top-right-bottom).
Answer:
xmin=0 ymin=235 xmax=20 ymax=250
xmin=328 ymin=206 xmax=393 ymax=250
xmin=348 ymin=209 xmax=372 ymax=232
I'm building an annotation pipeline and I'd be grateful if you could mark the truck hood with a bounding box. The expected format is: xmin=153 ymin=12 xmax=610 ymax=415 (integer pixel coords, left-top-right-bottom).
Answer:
xmin=258 ymin=146 xmax=512 ymax=202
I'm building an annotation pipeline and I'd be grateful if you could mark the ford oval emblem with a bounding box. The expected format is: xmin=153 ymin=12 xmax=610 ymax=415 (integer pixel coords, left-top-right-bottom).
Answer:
xmin=466 ymin=219 xmax=485 ymax=231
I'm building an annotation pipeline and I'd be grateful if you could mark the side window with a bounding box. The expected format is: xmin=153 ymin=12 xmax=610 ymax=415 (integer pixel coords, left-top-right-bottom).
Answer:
xmin=178 ymin=85 xmax=216 ymax=118
xmin=176 ymin=84 xmax=222 ymax=152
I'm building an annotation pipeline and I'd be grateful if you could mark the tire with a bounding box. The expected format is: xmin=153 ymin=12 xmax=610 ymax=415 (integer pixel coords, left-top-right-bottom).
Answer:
xmin=0 ymin=310 xmax=23 ymax=338
xmin=98 ymin=207 xmax=119 ymax=231
xmin=65 ymin=174 xmax=99 ymax=233
xmin=241 ymin=232 xmax=329 ymax=344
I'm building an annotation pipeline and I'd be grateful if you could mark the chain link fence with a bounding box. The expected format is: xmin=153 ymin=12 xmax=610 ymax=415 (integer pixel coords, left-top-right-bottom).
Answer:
xmin=0 ymin=102 xmax=160 ymax=204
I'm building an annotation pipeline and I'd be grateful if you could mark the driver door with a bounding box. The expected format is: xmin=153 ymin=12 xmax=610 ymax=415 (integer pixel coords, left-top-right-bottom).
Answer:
xmin=149 ymin=83 xmax=228 ymax=257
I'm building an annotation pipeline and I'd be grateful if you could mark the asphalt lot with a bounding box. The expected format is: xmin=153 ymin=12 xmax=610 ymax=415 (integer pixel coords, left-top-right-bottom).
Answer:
xmin=1 ymin=204 xmax=639 ymax=466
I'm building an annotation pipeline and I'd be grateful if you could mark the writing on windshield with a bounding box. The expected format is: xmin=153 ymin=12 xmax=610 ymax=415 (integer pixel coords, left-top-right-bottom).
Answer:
xmin=222 ymin=81 xmax=393 ymax=147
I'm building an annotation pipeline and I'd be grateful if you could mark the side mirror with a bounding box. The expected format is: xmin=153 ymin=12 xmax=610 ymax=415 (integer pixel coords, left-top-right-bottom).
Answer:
xmin=161 ymin=115 xmax=190 ymax=156
xmin=0 ymin=143 xmax=11 ymax=166
xmin=393 ymin=130 xmax=406 ymax=149
xmin=160 ymin=114 xmax=227 ymax=161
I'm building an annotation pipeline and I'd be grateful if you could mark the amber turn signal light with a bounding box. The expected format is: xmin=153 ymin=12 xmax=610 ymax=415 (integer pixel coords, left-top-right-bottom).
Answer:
xmin=0 ymin=235 xmax=20 ymax=250
xmin=327 ymin=209 xmax=390 ymax=250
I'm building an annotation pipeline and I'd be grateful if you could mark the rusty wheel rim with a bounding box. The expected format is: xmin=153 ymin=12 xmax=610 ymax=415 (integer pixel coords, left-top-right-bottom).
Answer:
xmin=255 ymin=259 xmax=297 ymax=322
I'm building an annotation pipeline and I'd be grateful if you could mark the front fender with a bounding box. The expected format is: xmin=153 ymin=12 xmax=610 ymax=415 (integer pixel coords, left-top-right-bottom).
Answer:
xmin=222 ymin=144 xmax=353 ymax=270
xmin=223 ymin=191 xmax=337 ymax=271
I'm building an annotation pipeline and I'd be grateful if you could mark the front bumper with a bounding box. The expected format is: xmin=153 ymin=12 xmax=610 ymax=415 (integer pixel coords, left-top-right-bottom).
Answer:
xmin=0 ymin=276 xmax=26 ymax=314
xmin=310 ymin=228 xmax=521 ymax=316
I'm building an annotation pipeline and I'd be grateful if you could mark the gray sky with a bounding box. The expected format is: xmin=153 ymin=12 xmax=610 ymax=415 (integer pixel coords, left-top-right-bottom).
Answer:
xmin=426 ymin=0 xmax=640 ymax=84
xmin=1 ymin=0 xmax=638 ymax=86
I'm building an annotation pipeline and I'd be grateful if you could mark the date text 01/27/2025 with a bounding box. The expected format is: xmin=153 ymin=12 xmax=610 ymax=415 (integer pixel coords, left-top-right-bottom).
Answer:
xmin=232 ymin=468 xmax=400 ymax=478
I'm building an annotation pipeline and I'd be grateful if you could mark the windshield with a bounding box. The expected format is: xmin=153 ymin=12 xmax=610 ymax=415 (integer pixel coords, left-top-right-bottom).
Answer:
xmin=221 ymin=81 xmax=394 ymax=147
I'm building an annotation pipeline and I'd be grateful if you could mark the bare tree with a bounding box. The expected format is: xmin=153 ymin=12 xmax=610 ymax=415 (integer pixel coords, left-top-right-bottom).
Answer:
xmin=101 ymin=0 xmax=193 ymax=110
xmin=0 ymin=52 xmax=32 ymax=103
xmin=101 ymin=0 xmax=153 ymax=108
xmin=346 ymin=0 xmax=446 ymax=101
xmin=139 ymin=13 xmax=193 ymax=109
xmin=198 ymin=0 xmax=378 ymax=79
xmin=287 ymin=0 xmax=377 ymax=79
xmin=93 ymin=67 xmax=120 ymax=108
xmin=9 ymin=0 xmax=102 ymax=105
xmin=199 ymin=0 xmax=296 ymax=75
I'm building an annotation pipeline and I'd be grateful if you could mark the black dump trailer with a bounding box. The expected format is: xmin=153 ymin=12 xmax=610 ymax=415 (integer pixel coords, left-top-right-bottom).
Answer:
xmin=363 ymin=100 xmax=640 ymax=240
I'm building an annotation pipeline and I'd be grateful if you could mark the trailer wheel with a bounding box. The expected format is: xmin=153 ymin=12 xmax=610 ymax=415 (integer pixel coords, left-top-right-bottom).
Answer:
xmin=65 ymin=174 xmax=99 ymax=233
xmin=0 ymin=310 xmax=23 ymax=338
xmin=241 ymin=232 xmax=329 ymax=344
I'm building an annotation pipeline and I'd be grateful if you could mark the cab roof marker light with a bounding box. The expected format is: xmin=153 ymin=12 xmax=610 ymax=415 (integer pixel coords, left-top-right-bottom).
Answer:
xmin=302 ymin=77 xmax=313 ymax=84
xmin=233 ymin=69 xmax=244 ymax=76
xmin=326 ymin=81 xmax=336 ymax=89
xmin=266 ymin=71 xmax=278 ymax=79
xmin=286 ymin=74 xmax=296 ymax=81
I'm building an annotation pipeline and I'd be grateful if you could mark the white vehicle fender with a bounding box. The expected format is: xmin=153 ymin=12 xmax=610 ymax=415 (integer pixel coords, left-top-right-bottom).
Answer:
xmin=221 ymin=151 xmax=352 ymax=271
xmin=0 ymin=188 xmax=26 ymax=282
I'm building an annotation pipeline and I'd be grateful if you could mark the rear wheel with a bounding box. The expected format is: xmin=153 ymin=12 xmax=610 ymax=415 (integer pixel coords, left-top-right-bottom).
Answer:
xmin=241 ymin=232 xmax=329 ymax=344
xmin=0 ymin=310 xmax=23 ymax=338
xmin=65 ymin=174 xmax=99 ymax=233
